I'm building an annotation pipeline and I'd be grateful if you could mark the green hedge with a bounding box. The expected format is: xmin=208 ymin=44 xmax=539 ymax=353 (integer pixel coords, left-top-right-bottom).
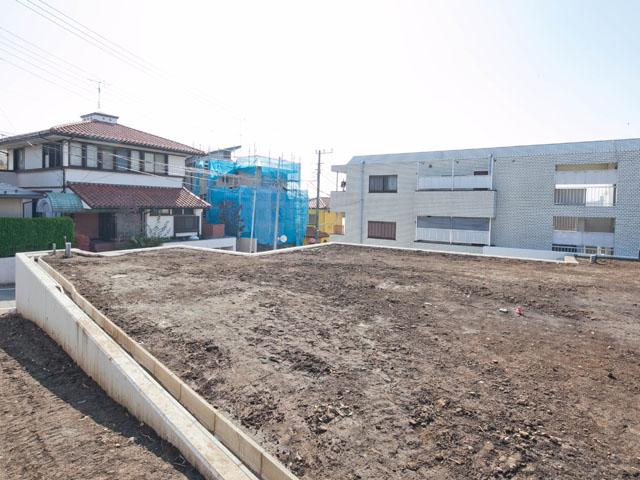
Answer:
xmin=0 ymin=217 xmax=75 ymax=257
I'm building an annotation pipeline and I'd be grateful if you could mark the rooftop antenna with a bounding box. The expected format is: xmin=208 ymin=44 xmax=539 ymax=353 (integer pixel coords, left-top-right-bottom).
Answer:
xmin=88 ymin=79 xmax=105 ymax=110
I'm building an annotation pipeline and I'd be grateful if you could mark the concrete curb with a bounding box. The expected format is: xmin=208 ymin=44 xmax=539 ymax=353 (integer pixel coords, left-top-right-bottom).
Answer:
xmin=14 ymin=253 xmax=268 ymax=480
xmin=37 ymin=256 xmax=297 ymax=480
xmin=64 ymin=240 xmax=574 ymax=263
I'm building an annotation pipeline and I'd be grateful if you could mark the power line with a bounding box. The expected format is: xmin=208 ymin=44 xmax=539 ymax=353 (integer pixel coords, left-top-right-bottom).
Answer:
xmin=0 ymin=56 xmax=93 ymax=101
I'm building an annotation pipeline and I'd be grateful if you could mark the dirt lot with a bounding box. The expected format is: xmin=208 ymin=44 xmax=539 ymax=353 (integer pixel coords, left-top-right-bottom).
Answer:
xmin=49 ymin=245 xmax=640 ymax=479
xmin=0 ymin=314 xmax=201 ymax=480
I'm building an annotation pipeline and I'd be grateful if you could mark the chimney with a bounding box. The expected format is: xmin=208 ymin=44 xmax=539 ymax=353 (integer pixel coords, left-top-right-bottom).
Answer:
xmin=81 ymin=112 xmax=119 ymax=124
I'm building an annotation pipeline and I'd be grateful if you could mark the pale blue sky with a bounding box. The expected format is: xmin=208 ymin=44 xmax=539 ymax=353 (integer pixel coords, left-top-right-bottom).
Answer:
xmin=0 ymin=0 xmax=638 ymax=191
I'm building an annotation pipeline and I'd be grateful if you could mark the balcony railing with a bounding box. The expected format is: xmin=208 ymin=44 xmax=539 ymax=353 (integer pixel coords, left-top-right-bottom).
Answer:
xmin=417 ymin=174 xmax=491 ymax=191
xmin=552 ymin=230 xmax=615 ymax=248
xmin=174 ymin=215 xmax=199 ymax=234
xmin=554 ymin=186 xmax=616 ymax=207
xmin=416 ymin=227 xmax=490 ymax=245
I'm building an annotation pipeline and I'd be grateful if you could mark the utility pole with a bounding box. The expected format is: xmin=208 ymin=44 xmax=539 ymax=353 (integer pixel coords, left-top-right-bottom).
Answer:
xmin=314 ymin=149 xmax=332 ymax=243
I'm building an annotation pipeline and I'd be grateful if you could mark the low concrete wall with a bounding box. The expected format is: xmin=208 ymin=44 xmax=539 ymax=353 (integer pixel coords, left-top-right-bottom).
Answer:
xmin=0 ymin=256 xmax=15 ymax=284
xmin=15 ymin=253 xmax=260 ymax=480
xmin=36 ymin=256 xmax=297 ymax=480
xmin=164 ymin=237 xmax=237 ymax=251
xmin=483 ymin=246 xmax=566 ymax=261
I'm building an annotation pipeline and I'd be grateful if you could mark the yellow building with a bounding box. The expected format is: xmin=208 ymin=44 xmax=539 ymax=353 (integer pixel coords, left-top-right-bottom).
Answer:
xmin=305 ymin=197 xmax=344 ymax=244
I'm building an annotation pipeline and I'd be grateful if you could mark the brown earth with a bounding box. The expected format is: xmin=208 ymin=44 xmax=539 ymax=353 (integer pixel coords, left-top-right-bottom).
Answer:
xmin=0 ymin=314 xmax=202 ymax=480
xmin=48 ymin=245 xmax=640 ymax=479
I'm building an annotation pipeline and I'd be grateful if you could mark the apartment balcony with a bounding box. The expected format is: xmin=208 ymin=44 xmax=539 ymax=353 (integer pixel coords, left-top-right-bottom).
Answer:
xmin=414 ymin=190 xmax=496 ymax=218
xmin=552 ymin=230 xmax=615 ymax=248
xmin=417 ymin=174 xmax=491 ymax=190
xmin=554 ymin=186 xmax=616 ymax=207
xmin=416 ymin=227 xmax=491 ymax=245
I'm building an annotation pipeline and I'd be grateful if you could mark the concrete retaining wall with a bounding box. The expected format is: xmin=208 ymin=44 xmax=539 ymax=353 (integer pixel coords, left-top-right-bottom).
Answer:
xmin=0 ymin=256 xmax=15 ymax=284
xmin=34 ymin=256 xmax=297 ymax=480
xmin=14 ymin=253 xmax=264 ymax=480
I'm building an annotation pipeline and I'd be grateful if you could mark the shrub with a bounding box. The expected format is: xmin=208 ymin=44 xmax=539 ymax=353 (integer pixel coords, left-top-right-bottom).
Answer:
xmin=0 ymin=217 xmax=75 ymax=257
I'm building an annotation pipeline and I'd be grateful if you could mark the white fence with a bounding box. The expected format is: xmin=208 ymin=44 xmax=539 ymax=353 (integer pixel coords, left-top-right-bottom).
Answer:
xmin=417 ymin=174 xmax=491 ymax=191
xmin=416 ymin=227 xmax=490 ymax=245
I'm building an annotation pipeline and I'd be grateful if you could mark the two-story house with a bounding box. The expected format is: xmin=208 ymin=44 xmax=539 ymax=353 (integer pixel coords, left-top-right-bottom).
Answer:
xmin=0 ymin=112 xmax=210 ymax=251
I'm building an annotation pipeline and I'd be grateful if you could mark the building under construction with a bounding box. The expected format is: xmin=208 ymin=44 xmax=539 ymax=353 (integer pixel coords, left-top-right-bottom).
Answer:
xmin=186 ymin=148 xmax=308 ymax=250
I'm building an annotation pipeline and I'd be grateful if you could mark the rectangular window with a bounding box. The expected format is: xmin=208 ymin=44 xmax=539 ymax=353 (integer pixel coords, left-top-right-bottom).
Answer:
xmin=85 ymin=144 xmax=98 ymax=168
xmin=138 ymin=151 xmax=145 ymax=172
xmin=584 ymin=217 xmax=615 ymax=233
xmin=99 ymin=146 xmax=114 ymax=170
xmin=309 ymin=213 xmax=318 ymax=225
xmin=553 ymin=216 xmax=579 ymax=231
xmin=14 ymin=148 xmax=25 ymax=170
xmin=144 ymin=152 xmax=154 ymax=173
xmin=70 ymin=142 xmax=83 ymax=166
xmin=154 ymin=153 xmax=168 ymax=175
xmin=150 ymin=208 xmax=172 ymax=216
xmin=369 ymin=175 xmax=397 ymax=193
xmin=368 ymin=221 xmax=396 ymax=240
xmin=42 ymin=142 xmax=62 ymax=168
xmin=115 ymin=148 xmax=130 ymax=171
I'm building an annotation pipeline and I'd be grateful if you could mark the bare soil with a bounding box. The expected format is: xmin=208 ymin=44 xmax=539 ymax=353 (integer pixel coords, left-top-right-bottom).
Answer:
xmin=0 ymin=314 xmax=201 ymax=480
xmin=49 ymin=245 xmax=640 ymax=479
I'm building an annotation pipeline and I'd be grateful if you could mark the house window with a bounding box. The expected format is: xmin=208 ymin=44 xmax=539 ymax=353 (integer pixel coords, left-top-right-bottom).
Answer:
xmin=115 ymin=148 xmax=130 ymax=171
xmin=174 ymin=208 xmax=194 ymax=215
xmin=150 ymin=208 xmax=172 ymax=216
xmin=42 ymin=142 xmax=62 ymax=168
xmin=85 ymin=144 xmax=98 ymax=168
xmin=309 ymin=213 xmax=318 ymax=225
xmin=99 ymin=146 xmax=115 ymax=170
xmin=13 ymin=148 xmax=25 ymax=170
xmin=139 ymin=151 xmax=146 ymax=172
xmin=369 ymin=175 xmax=397 ymax=193
xmin=70 ymin=143 xmax=83 ymax=166
xmin=154 ymin=153 xmax=168 ymax=175
xmin=368 ymin=221 xmax=396 ymax=240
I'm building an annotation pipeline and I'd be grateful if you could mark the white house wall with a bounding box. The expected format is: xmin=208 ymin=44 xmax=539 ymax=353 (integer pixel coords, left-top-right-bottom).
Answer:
xmin=0 ymin=198 xmax=24 ymax=217
xmin=65 ymin=168 xmax=182 ymax=187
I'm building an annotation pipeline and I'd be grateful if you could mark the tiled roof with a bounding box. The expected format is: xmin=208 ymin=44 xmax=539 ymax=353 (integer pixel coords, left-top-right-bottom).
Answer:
xmin=50 ymin=121 xmax=204 ymax=155
xmin=0 ymin=116 xmax=204 ymax=155
xmin=308 ymin=196 xmax=330 ymax=209
xmin=67 ymin=182 xmax=210 ymax=209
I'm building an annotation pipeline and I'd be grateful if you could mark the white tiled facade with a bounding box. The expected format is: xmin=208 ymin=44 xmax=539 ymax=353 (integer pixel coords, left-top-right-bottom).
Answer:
xmin=331 ymin=138 xmax=640 ymax=258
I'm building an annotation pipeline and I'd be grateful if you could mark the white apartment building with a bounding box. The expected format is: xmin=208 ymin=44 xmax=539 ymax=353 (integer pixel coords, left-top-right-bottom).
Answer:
xmin=331 ymin=138 xmax=640 ymax=258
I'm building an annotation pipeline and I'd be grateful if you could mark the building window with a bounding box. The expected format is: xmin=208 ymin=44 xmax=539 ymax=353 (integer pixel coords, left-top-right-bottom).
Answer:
xmin=309 ymin=213 xmax=318 ymax=225
xmin=369 ymin=175 xmax=397 ymax=193
xmin=115 ymin=148 xmax=130 ymax=171
xmin=154 ymin=153 xmax=168 ymax=175
xmin=553 ymin=216 xmax=579 ymax=231
xmin=150 ymin=208 xmax=172 ymax=216
xmin=13 ymin=148 xmax=25 ymax=170
xmin=368 ymin=221 xmax=396 ymax=240
xmin=42 ymin=142 xmax=62 ymax=168
xmin=99 ymin=146 xmax=115 ymax=170
xmin=85 ymin=144 xmax=98 ymax=168
xmin=139 ymin=151 xmax=146 ymax=172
